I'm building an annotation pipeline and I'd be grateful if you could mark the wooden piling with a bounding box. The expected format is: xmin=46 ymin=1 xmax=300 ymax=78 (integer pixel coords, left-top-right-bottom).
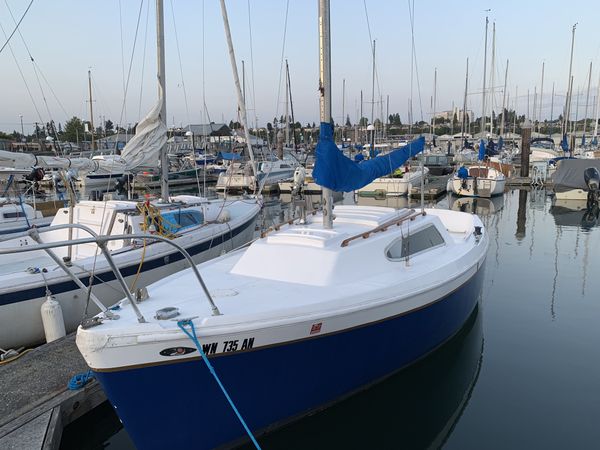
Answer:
xmin=520 ymin=120 xmax=532 ymax=177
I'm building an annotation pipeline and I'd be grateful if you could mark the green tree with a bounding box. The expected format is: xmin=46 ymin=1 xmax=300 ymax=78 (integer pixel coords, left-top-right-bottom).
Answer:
xmin=358 ymin=117 xmax=368 ymax=126
xmin=105 ymin=119 xmax=114 ymax=133
xmin=63 ymin=116 xmax=84 ymax=142
xmin=345 ymin=115 xmax=351 ymax=127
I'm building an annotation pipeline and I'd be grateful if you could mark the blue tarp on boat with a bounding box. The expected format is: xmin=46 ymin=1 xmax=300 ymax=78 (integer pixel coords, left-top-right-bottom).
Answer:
xmin=313 ymin=122 xmax=425 ymax=192
xmin=217 ymin=152 xmax=242 ymax=160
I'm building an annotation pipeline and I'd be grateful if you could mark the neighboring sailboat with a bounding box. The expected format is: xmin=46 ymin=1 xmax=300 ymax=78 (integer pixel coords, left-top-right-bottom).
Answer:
xmin=75 ymin=2 xmax=488 ymax=449
xmin=0 ymin=0 xmax=261 ymax=350
xmin=449 ymin=140 xmax=506 ymax=198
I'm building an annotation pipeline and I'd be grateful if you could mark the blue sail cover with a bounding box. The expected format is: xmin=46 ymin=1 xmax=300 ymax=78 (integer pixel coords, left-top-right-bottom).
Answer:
xmin=498 ymin=136 xmax=504 ymax=151
xmin=478 ymin=139 xmax=485 ymax=161
xmin=582 ymin=134 xmax=586 ymax=147
xmin=592 ymin=136 xmax=598 ymax=146
xmin=313 ymin=122 xmax=425 ymax=192
xmin=560 ymin=134 xmax=569 ymax=152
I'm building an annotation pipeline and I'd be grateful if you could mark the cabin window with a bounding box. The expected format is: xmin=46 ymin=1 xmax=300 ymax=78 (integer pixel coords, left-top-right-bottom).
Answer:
xmin=386 ymin=225 xmax=445 ymax=260
xmin=3 ymin=211 xmax=26 ymax=219
xmin=280 ymin=164 xmax=291 ymax=168
xmin=157 ymin=210 xmax=204 ymax=234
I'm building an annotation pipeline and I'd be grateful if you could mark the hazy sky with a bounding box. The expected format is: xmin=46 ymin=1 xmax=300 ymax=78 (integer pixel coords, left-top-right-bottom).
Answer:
xmin=1 ymin=0 xmax=600 ymax=135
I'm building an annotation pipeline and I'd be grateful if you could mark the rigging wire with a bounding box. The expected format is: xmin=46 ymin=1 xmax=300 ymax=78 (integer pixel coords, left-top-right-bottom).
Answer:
xmin=169 ymin=0 xmax=191 ymax=129
xmin=0 ymin=0 xmax=33 ymax=55
xmin=407 ymin=0 xmax=424 ymax=123
xmin=247 ymin=0 xmax=258 ymax=129
xmin=138 ymin=0 xmax=151 ymax=120
xmin=274 ymin=0 xmax=290 ymax=127
xmin=119 ymin=0 xmax=127 ymax=120
xmin=116 ymin=0 xmax=145 ymax=130
xmin=0 ymin=21 xmax=43 ymax=126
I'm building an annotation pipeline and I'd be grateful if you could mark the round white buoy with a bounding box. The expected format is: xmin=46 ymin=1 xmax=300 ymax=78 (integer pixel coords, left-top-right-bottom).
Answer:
xmin=41 ymin=295 xmax=66 ymax=343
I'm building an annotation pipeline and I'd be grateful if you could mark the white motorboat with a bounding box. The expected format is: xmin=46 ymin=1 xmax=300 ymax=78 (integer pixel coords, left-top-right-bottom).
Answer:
xmin=449 ymin=164 xmax=506 ymax=198
xmin=216 ymin=153 xmax=301 ymax=192
xmin=357 ymin=165 xmax=429 ymax=197
xmin=551 ymin=158 xmax=600 ymax=200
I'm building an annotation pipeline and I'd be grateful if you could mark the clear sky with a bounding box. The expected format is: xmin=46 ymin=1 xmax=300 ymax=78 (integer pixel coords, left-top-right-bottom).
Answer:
xmin=1 ymin=0 xmax=600 ymax=135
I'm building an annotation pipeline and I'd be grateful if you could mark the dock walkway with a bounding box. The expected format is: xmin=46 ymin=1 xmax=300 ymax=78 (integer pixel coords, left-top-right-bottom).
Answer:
xmin=0 ymin=335 xmax=105 ymax=450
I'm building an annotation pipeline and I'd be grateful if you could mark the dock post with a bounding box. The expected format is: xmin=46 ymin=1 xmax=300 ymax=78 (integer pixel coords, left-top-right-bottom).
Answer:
xmin=520 ymin=119 xmax=532 ymax=177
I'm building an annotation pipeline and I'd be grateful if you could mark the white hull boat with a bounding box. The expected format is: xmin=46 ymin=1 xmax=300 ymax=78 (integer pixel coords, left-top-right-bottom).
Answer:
xmin=0 ymin=195 xmax=260 ymax=349
xmin=449 ymin=165 xmax=506 ymax=198
xmin=76 ymin=206 xmax=488 ymax=450
xmin=357 ymin=166 xmax=429 ymax=197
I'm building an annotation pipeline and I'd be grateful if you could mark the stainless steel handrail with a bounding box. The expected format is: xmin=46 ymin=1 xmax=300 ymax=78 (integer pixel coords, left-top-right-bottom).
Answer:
xmin=0 ymin=224 xmax=221 ymax=323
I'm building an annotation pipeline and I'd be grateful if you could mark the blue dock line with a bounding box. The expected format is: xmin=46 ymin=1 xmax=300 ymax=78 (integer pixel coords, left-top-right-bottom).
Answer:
xmin=18 ymin=195 xmax=31 ymax=228
xmin=67 ymin=370 xmax=95 ymax=390
xmin=177 ymin=319 xmax=262 ymax=450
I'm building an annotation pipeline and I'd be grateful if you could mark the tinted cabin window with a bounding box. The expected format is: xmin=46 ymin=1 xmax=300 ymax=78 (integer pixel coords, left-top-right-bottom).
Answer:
xmin=386 ymin=225 xmax=445 ymax=260
xmin=3 ymin=211 xmax=26 ymax=219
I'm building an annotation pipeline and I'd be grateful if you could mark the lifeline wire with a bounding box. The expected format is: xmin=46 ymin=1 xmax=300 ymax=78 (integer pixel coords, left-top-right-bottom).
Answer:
xmin=177 ymin=320 xmax=262 ymax=450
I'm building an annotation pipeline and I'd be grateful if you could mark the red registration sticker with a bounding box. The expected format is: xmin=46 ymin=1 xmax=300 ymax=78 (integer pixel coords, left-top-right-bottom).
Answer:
xmin=310 ymin=322 xmax=322 ymax=335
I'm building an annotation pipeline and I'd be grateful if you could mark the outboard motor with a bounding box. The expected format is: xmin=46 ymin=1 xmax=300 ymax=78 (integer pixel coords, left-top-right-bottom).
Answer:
xmin=584 ymin=167 xmax=600 ymax=209
xmin=115 ymin=173 xmax=134 ymax=196
xmin=26 ymin=167 xmax=45 ymax=182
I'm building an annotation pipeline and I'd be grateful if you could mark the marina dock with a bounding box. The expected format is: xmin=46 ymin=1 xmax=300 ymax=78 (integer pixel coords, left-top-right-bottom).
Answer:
xmin=0 ymin=335 xmax=105 ymax=450
xmin=409 ymin=175 xmax=451 ymax=200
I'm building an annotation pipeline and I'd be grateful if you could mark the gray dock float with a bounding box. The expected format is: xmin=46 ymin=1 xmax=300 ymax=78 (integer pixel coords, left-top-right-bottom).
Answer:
xmin=410 ymin=176 xmax=450 ymax=200
xmin=0 ymin=335 xmax=105 ymax=450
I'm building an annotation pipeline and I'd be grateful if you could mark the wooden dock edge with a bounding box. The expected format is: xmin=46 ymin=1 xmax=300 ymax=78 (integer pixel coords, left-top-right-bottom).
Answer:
xmin=0 ymin=380 xmax=106 ymax=450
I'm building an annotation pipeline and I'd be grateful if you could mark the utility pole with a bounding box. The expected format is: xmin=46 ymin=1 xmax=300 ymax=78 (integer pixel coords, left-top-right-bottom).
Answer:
xmin=19 ymin=115 xmax=24 ymax=142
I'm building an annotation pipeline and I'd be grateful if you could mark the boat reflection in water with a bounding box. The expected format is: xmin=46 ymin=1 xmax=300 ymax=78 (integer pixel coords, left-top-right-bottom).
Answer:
xmin=240 ymin=303 xmax=484 ymax=450
xmin=450 ymin=194 xmax=504 ymax=216
xmin=550 ymin=198 xmax=600 ymax=230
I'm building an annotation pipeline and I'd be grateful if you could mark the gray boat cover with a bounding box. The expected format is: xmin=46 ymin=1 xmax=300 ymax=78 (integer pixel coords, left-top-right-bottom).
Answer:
xmin=551 ymin=159 xmax=600 ymax=193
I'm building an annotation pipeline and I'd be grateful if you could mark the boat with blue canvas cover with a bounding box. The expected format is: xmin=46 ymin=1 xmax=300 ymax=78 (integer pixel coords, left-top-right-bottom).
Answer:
xmin=75 ymin=1 xmax=488 ymax=448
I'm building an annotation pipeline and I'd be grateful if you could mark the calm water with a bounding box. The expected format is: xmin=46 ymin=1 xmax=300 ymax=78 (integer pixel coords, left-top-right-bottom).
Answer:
xmin=60 ymin=189 xmax=600 ymax=450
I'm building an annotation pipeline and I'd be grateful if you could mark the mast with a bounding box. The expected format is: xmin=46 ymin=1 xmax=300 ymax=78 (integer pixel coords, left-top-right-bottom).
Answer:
xmin=584 ymin=61 xmax=592 ymax=138
xmin=319 ymin=0 xmax=333 ymax=229
xmin=287 ymin=61 xmax=298 ymax=149
xmin=500 ymin=59 xmax=509 ymax=136
xmin=489 ymin=22 xmax=495 ymax=135
xmin=88 ymin=69 xmax=95 ymax=151
xmin=156 ymin=0 xmax=169 ymax=202
xmin=550 ymin=82 xmax=555 ymax=136
xmin=285 ymin=59 xmax=290 ymax=146
xmin=370 ymin=39 xmax=376 ymax=125
xmin=480 ymin=16 xmax=489 ymax=136
xmin=219 ymin=0 xmax=257 ymax=185
xmin=594 ymin=71 xmax=600 ymax=138
xmin=461 ymin=58 xmax=469 ymax=138
xmin=342 ymin=78 xmax=345 ymax=142
xmin=432 ymin=67 xmax=437 ymax=138
xmin=539 ymin=62 xmax=545 ymax=132
xmin=513 ymin=85 xmax=518 ymax=135
xmin=564 ymin=23 xmax=577 ymax=135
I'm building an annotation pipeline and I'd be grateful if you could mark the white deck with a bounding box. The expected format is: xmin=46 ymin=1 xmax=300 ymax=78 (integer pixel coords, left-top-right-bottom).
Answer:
xmin=79 ymin=207 xmax=486 ymax=352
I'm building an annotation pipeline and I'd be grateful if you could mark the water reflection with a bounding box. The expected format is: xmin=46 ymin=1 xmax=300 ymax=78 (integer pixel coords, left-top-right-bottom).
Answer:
xmin=516 ymin=189 xmax=528 ymax=241
xmin=450 ymin=195 xmax=504 ymax=216
xmin=241 ymin=305 xmax=484 ymax=450
xmin=550 ymin=198 xmax=600 ymax=230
